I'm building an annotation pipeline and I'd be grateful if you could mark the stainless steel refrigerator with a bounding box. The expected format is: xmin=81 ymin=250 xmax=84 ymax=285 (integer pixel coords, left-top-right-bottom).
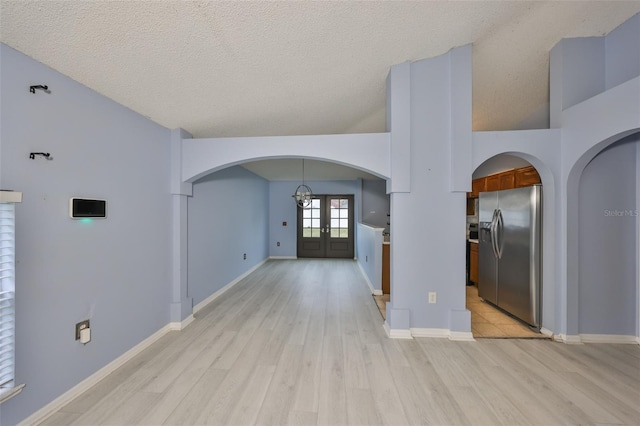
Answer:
xmin=478 ymin=185 xmax=542 ymax=329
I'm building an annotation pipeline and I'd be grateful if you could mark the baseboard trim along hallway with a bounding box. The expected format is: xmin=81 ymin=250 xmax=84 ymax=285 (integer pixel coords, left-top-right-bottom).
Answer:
xmin=19 ymin=324 xmax=175 ymax=426
xmin=193 ymin=258 xmax=269 ymax=314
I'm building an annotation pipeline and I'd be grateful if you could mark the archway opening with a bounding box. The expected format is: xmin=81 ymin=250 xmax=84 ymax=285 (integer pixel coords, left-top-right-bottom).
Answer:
xmin=467 ymin=154 xmax=548 ymax=338
xmin=186 ymin=157 xmax=390 ymax=317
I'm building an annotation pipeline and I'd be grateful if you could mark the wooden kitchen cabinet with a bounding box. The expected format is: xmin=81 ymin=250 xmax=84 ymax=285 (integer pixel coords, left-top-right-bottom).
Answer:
xmin=382 ymin=243 xmax=390 ymax=294
xmin=499 ymin=170 xmax=515 ymax=190
xmin=484 ymin=174 xmax=501 ymax=192
xmin=466 ymin=198 xmax=475 ymax=215
xmin=469 ymin=241 xmax=478 ymax=285
xmin=471 ymin=178 xmax=485 ymax=197
xmin=468 ymin=166 xmax=540 ymax=201
xmin=515 ymin=165 xmax=541 ymax=187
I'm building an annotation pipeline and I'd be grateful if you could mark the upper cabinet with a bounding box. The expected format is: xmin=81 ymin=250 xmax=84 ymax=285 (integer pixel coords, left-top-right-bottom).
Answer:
xmin=514 ymin=166 xmax=541 ymax=188
xmin=499 ymin=170 xmax=515 ymax=190
xmin=485 ymin=173 xmax=501 ymax=192
xmin=468 ymin=166 xmax=540 ymax=199
xmin=470 ymin=178 xmax=485 ymax=198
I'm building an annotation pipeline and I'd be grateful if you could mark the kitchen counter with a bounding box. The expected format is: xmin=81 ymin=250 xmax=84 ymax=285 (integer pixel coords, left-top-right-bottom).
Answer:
xmin=468 ymin=239 xmax=478 ymax=244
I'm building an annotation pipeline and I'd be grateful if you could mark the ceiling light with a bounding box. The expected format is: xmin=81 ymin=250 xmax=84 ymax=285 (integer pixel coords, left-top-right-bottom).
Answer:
xmin=293 ymin=159 xmax=313 ymax=208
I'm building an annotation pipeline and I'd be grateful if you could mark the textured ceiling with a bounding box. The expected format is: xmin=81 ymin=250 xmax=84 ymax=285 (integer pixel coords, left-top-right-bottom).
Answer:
xmin=2 ymin=1 xmax=640 ymax=179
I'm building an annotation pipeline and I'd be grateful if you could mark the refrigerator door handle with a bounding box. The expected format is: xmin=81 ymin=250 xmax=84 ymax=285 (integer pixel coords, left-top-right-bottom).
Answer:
xmin=490 ymin=209 xmax=499 ymax=259
xmin=496 ymin=208 xmax=504 ymax=259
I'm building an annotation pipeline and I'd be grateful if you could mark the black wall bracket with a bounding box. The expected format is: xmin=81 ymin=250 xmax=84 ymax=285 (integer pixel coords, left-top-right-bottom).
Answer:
xmin=29 ymin=85 xmax=49 ymax=94
xmin=29 ymin=152 xmax=52 ymax=160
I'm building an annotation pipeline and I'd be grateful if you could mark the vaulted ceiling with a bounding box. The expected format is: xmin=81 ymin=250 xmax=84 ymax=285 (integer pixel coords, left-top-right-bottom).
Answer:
xmin=2 ymin=1 xmax=639 ymax=180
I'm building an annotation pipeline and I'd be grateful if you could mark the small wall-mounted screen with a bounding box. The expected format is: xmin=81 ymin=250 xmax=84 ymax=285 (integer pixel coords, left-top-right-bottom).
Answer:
xmin=70 ymin=198 xmax=107 ymax=219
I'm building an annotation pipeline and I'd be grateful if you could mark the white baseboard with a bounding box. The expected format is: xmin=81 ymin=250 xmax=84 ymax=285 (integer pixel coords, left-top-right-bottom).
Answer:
xmin=169 ymin=314 xmax=194 ymax=331
xmin=410 ymin=328 xmax=475 ymax=341
xmin=540 ymin=327 xmax=554 ymax=338
xmin=579 ymin=333 xmax=639 ymax=344
xmin=383 ymin=321 xmax=413 ymax=339
xmin=383 ymin=321 xmax=390 ymax=337
xmin=555 ymin=334 xmax=583 ymax=344
xmin=193 ymin=259 xmax=268 ymax=314
xmin=449 ymin=331 xmax=476 ymax=341
xmin=410 ymin=328 xmax=450 ymax=338
xmin=18 ymin=324 xmax=174 ymax=426
xmin=356 ymin=260 xmax=381 ymax=296
xmin=268 ymin=256 xmax=297 ymax=260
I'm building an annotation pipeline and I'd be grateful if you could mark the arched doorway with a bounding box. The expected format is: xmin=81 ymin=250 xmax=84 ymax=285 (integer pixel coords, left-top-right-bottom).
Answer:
xmin=467 ymin=154 xmax=547 ymax=338
xmin=184 ymin=156 xmax=390 ymax=315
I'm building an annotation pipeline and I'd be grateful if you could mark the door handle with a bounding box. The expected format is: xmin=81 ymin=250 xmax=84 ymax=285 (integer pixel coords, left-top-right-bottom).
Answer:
xmin=496 ymin=209 xmax=504 ymax=259
xmin=490 ymin=209 xmax=499 ymax=259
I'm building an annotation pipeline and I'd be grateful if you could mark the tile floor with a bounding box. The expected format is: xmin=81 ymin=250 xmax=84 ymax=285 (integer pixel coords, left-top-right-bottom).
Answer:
xmin=373 ymin=288 xmax=547 ymax=339
xmin=466 ymin=285 xmax=547 ymax=338
xmin=372 ymin=294 xmax=390 ymax=320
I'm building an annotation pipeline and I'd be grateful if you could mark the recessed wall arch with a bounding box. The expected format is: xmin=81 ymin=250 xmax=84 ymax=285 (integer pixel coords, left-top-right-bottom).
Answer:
xmin=564 ymin=128 xmax=640 ymax=336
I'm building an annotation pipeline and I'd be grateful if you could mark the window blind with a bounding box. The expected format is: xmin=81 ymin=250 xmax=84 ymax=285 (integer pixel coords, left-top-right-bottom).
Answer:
xmin=0 ymin=202 xmax=16 ymax=390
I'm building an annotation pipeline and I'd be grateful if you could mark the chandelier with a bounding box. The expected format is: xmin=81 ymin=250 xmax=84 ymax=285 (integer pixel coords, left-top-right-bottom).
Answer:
xmin=292 ymin=159 xmax=313 ymax=208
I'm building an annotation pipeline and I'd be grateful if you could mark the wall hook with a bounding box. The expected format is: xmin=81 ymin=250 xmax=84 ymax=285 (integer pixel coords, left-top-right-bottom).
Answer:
xmin=29 ymin=152 xmax=52 ymax=160
xmin=29 ymin=85 xmax=49 ymax=94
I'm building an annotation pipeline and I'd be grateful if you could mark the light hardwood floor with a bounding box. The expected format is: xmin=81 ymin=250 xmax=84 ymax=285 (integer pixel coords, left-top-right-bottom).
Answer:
xmin=42 ymin=259 xmax=640 ymax=425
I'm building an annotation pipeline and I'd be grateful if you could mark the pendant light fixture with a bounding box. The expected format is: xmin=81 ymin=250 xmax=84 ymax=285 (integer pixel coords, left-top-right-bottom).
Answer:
xmin=293 ymin=159 xmax=313 ymax=208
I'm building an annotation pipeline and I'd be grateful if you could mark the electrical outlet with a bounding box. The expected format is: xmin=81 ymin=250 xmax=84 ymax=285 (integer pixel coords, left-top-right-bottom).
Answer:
xmin=277 ymin=242 xmax=280 ymax=247
xmin=75 ymin=319 xmax=90 ymax=340
xmin=428 ymin=292 xmax=437 ymax=304
xmin=243 ymin=253 xmax=247 ymax=260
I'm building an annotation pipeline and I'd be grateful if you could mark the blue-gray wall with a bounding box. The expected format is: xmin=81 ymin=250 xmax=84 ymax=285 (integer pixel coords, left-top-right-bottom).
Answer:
xmin=551 ymin=13 xmax=640 ymax=337
xmin=356 ymin=223 xmax=383 ymax=293
xmin=361 ymin=179 xmax=390 ymax=232
xmin=605 ymin=14 xmax=640 ymax=91
xmin=551 ymin=14 xmax=640 ymax=127
xmin=187 ymin=166 xmax=269 ymax=306
xmin=578 ymin=134 xmax=639 ymax=335
xmin=0 ymin=44 xmax=172 ymax=424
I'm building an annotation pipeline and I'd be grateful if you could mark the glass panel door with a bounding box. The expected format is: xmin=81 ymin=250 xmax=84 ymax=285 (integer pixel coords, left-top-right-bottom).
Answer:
xmin=326 ymin=196 xmax=353 ymax=258
xmin=297 ymin=195 xmax=354 ymax=258
xmin=297 ymin=197 xmax=325 ymax=258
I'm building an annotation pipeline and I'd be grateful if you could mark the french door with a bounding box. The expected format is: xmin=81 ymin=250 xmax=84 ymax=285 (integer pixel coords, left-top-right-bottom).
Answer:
xmin=297 ymin=195 xmax=354 ymax=258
